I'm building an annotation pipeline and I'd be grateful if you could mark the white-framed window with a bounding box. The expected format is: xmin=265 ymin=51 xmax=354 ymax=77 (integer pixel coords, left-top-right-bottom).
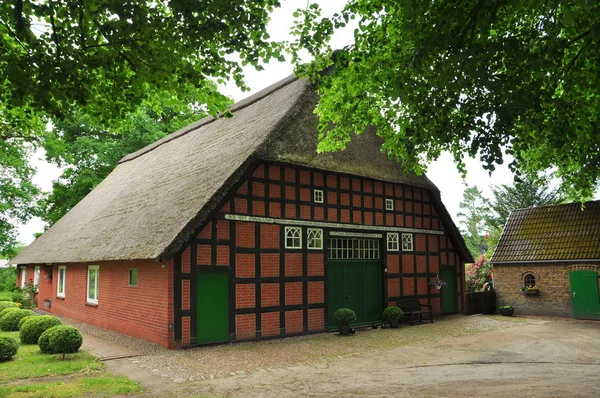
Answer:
xmin=385 ymin=198 xmax=394 ymax=211
xmin=87 ymin=265 xmax=99 ymax=304
xmin=57 ymin=266 xmax=66 ymax=298
xmin=128 ymin=268 xmax=138 ymax=287
xmin=387 ymin=233 xmax=399 ymax=251
xmin=34 ymin=266 xmax=41 ymax=287
xmin=19 ymin=267 xmax=27 ymax=288
xmin=285 ymin=226 xmax=302 ymax=249
xmin=313 ymin=189 xmax=324 ymax=203
xmin=402 ymin=233 xmax=414 ymax=251
xmin=307 ymin=228 xmax=323 ymax=250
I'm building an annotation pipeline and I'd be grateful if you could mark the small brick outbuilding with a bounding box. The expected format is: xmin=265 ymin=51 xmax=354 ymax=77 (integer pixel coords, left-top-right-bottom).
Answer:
xmin=10 ymin=75 xmax=472 ymax=348
xmin=491 ymin=201 xmax=600 ymax=319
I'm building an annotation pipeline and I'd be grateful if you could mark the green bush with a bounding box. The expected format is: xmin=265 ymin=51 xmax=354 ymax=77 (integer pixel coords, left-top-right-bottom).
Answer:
xmin=11 ymin=291 xmax=24 ymax=304
xmin=382 ymin=306 xmax=404 ymax=322
xmin=332 ymin=308 xmax=357 ymax=325
xmin=0 ymin=267 xmax=17 ymax=292
xmin=18 ymin=315 xmax=37 ymax=330
xmin=0 ymin=336 xmax=18 ymax=360
xmin=20 ymin=316 xmax=62 ymax=344
xmin=0 ymin=307 xmax=21 ymax=319
xmin=0 ymin=309 xmax=36 ymax=331
xmin=39 ymin=325 xmax=83 ymax=356
xmin=0 ymin=301 xmax=17 ymax=312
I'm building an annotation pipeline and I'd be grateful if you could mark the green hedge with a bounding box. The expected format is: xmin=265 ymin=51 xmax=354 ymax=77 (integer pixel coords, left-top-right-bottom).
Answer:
xmin=0 ymin=309 xmax=36 ymax=331
xmin=0 ymin=301 xmax=17 ymax=312
xmin=0 ymin=336 xmax=18 ymax=360
xmin=0 ymin=307 xmax=21 ymax=319
xmin=20 ymin=316 xmax=63 ymax=344
xmin=39 ymin=325 xmax=83 ymax=355
xmin=18 ymin=315 xmax=37 ymax=330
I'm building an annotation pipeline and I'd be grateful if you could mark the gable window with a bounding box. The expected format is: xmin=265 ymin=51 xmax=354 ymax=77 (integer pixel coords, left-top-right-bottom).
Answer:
xmin=524 ymin=273 xmax=536 ymax=287
xmin=402 ymin=233 xmax=414 ymax=251
xmin=19 ymin=267 xmax=27 ymax=288
xmin=87 ymin=266 xmax=99 ymax=304
xmin=307 ymin=228 xmax=323 ymax=250
xmin=313 ymin=189 xmax=324 ymax=203
xmin=34 ymin=266 xmax=41 ymax=287
xmin=285 ymin=226 xmax=302 ymax=249
xmin=385 ymin=198 xmax=394 ymax=211
xmin=387 ymin=233 xmax=399 ymax=251
xmin=128 ymin=268 xmax=138 ymax=287
xmin=57 ymin=266 xmax=66 ymax=298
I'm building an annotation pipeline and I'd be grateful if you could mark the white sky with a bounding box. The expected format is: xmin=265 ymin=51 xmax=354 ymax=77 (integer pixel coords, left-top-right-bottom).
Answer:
xmin=16 ymin=0 xmax=518 ymax=244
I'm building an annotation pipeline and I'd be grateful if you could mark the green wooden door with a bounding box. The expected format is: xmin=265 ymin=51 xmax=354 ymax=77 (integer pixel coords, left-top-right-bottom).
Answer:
xmin=196 ymin=272 xmax=229 ymax=344
xmin=441 ymin=267 xmax=457 ymax=314
xmin=328 ymin=261 xmax=382 ymax=327
xmin=569 ymin=270 xmax=600 ymax=320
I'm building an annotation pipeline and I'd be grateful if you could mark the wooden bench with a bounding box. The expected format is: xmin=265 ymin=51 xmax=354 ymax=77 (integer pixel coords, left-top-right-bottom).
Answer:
xmin=397 ymin=298 xmax=433 ymax=325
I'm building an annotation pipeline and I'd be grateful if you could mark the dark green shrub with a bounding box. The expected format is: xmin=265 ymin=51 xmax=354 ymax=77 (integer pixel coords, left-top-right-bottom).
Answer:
xmin=20 ymin=316 xmax=62 ymax=344
xmin=0 ymin=307 xmax=22 ymax=320
xmin=382 ymin=306 xmax=404 ymax=322
xmin=18 ymin=315 xmax=37 ymax=330
xmin=0 ymin=301 xmax=17 ymax=312
xmin=39 ymin=325 xmax=83 ymax=357
xmin=0 ymin=309 xmax=36 ymax=331
xmin=11 ymin=291 xmax=24 ymax=303
xmin=0 ymin=337 xmax=18 ymax=360
xmin=333 ymin=308 xmax=357 ymax=325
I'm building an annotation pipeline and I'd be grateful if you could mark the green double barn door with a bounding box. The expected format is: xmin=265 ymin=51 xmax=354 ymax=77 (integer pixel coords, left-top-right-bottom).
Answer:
xmin=328 ymin=261 xmax=382 ymax=327
xmin=569 ymin=270 xmax=600 ymax=320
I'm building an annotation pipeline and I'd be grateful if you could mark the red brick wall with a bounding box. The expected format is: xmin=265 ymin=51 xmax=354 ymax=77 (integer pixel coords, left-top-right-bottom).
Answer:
xmin=29 ymin=259 xmax=175 ymax=348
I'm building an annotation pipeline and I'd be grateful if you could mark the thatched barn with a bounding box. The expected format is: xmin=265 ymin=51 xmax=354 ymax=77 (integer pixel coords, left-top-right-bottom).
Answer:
xmin=491 ymin=201 xmax=600 ymax=320
xmin=11 ymin=75 xmax=472 ymax=348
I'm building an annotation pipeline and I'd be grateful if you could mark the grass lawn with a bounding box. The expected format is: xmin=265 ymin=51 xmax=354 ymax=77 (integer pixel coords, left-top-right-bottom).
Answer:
xmin=0 ymin=330 xmax=142 ymax=397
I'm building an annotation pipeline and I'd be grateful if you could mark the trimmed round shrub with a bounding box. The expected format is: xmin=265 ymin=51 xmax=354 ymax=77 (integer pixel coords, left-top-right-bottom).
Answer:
xmin=39 ymin=325 xmax=83 ymax=356
xmin=11 ymin=291 xmax=24 ymax=303
xmin=18 ymin=315 xmax=37 ymax=330
xmin=333 ymin=308 xmax=357 ymax=325
xmin=0 ymin=309 xmax=36 ymax=331
xmin=382 ymin=306 xmax=404 ymax=322
xmin=0 ymin=337 xmax=18 ymax=360
xmin=20 ymin=316 xmax=62 ymax=344
xmin=0 ymin=307 xmax=21 ymax=319
xmin=0 ymin=301 xmax=17 ymax=312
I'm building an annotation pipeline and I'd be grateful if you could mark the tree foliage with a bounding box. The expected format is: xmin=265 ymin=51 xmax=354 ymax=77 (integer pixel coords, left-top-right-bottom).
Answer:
xmin=292 ymin=0 xmax=600 ymax=199
xmin=457 ymin=186 xmax=491 ymax=259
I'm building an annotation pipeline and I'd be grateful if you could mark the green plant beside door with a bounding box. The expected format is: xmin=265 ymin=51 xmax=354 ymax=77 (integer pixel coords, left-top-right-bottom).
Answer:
xmin=382 ymin=306 xmax=403 ymax=328
xmin=333 ymin=308 xmax=356 ymax=336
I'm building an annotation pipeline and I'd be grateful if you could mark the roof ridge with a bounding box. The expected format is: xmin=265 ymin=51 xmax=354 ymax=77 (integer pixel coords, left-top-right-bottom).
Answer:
xmin=510 ymin=199 xmax=600 ymax=215
xmin=119 ymin=74 xmax=299 ymax=164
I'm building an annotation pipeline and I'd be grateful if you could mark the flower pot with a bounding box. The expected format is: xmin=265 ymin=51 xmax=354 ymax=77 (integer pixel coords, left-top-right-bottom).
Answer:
xmin=434 ymin=285 xmax=442 ymax=290
xmin=499 ymin=307 xmax=514 ymax=316
xmin=339 ymin=324 xmax=351 ymax=336
xmin=389 ymin=319 xmax=400 ymax=328
xmin=524 ymin=290 xmax=539 ymax=296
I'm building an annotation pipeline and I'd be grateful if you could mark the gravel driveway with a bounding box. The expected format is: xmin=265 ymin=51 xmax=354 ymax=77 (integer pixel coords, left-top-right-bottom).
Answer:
xmin=69 ymin=315 xmax=600 ymax=397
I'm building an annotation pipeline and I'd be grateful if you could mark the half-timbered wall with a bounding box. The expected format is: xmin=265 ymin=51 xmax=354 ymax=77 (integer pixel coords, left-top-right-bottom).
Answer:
xmin=176 ymin=161 xmax=464 ymax=347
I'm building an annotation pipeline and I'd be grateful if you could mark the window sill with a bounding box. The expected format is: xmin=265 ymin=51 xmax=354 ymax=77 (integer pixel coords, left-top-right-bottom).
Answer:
xmin=85 ymin=302 xmax=98 ymax=307
xmin=55 ymin=296 xmax=65 ymax=300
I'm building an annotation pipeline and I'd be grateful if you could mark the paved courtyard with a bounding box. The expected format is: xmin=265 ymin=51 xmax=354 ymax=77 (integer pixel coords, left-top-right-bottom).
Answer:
xmin=78 ymin=315 xmax=600 ymax=397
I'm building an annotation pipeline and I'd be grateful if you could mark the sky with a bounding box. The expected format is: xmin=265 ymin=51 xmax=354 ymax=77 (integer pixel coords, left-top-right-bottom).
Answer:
xmin=16 ymin=0 xmax=517 ymax=244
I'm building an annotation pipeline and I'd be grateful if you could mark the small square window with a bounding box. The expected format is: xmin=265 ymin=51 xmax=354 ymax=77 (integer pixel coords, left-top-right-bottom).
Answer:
xmin=285 ymin=226 xmax=302 ymax=249
xmin=307 ymin=228 xmax=323 ymax=250
xmin=385 ymin=198 xmax=394 ymax=211
xmin=314 ymin=189 xmax=324 ymax=203
xmin=387 ymin=233 xmax=399 ymax=251
xmin=402 ymin=233 xmax=413 ymax=251
xmin=129 ymin=269 xmax=138 ymax=287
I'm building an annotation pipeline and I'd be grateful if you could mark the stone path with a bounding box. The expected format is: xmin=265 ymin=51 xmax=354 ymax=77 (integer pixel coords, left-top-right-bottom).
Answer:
xmin=81 ymin=333 xmax=140 ymax=361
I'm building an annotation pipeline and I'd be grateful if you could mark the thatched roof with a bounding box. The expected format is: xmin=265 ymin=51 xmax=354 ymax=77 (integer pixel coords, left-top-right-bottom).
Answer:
xmin=12 ymin=75 xmax=447 ymax=265
xmin=491 ymin=200 xmax=600 ymax=264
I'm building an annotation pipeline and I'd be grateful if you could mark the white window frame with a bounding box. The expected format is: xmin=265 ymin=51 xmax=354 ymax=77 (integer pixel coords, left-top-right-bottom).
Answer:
xmin=313 ymin=189 xmax=324 ymax=203
xmin=57 ymin=266 xmax=66 ymax=298
xmin=20 ymin=267 xmax=27 ymax=288
xmin=387 ymin=233 xmax=399 ymax=251
xmin=128 ymin=268 xmax=138 ymax=287
xmin=402 ymin=233 xmax=414 ymax=251
xmin=284 ymin=226 xmax=302 ymax=249
xmin=307 ymin=228 xmax=323 ymax=250
xmin=87 ymin=265 xmax=99 ymax=304
xmin=34 ymin=266 xmax=41 ymax=287
xmin=385 ymin=198 xmax=394 ymax=211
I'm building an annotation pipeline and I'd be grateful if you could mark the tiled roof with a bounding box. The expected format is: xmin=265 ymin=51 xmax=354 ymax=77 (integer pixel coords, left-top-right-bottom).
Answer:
xmin=491 ymin=200 xmax=600 ymax=263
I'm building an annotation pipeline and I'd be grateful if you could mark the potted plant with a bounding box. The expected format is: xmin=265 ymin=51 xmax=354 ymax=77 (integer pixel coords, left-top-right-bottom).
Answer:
xmin=520 ymin=285 xmax=539 ymax=295
xmin=429 ymin=274 xmax=449 ymax=290
xmin=382 ymin=306 xmax=404 ymax=328
xmin=333 ymin=308 xmax=356 ymax=335
xmin=498 ymin=305 xmax=514 ymax=316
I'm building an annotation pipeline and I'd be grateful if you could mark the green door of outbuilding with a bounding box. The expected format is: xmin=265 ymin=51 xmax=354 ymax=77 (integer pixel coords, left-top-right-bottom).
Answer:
xmin=196 ymin=272 xmax=229 ymax=344
xmin=327 ymin=238 xmax=382 ymax=327
xmin=569 ymin=270 xmax=600 ymax=320
xmin=441 ymin=267 xmax=457 ymax=314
